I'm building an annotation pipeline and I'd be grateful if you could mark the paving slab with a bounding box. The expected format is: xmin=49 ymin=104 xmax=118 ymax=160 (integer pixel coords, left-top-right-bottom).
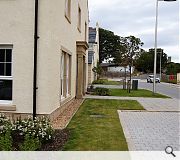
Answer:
xmin=137 ymin=98 xmax=180 ymax=112
xmin=118 ymin=111 xmax=180 ymax=151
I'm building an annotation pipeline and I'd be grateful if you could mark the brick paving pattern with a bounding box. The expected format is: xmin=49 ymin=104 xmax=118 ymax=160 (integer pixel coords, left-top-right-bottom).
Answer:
xmin=118 ymin=111 xmax=180 ymax=151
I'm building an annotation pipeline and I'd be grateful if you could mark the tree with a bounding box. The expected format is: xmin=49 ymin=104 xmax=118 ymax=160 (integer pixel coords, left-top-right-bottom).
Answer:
xmin=134 ymin=48 xmax=168 ymax=73
xmin=166 ymin=62 xmax=180 ymax=75
xmin=99 ymin=28 xmax=121 ymax=63
xmin=120 ymin=36 xmax=144 ymax=92
xmin=92 ymin=62 xmax=103 ymax=80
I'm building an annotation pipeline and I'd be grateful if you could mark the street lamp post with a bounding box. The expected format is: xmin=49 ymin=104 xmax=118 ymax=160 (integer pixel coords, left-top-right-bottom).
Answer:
xmin=153 ymin=0 xmax=177 ymax=94
xmin=160 ymin=49 xmax=162 ymax=80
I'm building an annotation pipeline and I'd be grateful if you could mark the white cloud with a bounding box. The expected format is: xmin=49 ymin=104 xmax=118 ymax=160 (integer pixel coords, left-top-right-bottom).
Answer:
xmin=89 ymin=0 xmax=179 ymax=63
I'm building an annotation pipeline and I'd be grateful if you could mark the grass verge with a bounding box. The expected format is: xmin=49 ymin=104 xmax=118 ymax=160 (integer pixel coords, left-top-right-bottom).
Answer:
xmin=103 ymin=80 xmax=122 ymax=85
xmin=63 ymin=99 xmax=144 ymax=151
xmin=110 ymin=89 xmax=170 ymax=98
xmin=92 ymin=79 xmax=122 ymax=85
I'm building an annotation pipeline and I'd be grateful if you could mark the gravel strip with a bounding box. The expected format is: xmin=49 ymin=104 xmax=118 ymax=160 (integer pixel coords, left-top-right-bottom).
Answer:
xmin=52 ymin=99 xmax=84 ymax=129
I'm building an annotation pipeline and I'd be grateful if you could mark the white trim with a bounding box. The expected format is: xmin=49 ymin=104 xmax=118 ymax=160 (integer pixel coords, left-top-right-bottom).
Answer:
xmin=66 ymin=55 xmax=69 ymax=96
xmin=0 ymin=76 xmax=12 ymax=80
xmin=0 ymin=47 xmax=13 ymax=101
xmin=60 ymin=52 xmax=64 ymax=99
xmin=0 ymin=100 xmax=12 ymax=105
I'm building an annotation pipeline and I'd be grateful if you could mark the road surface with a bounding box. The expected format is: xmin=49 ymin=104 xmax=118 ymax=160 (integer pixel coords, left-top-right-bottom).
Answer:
xmin=138 ymin=80 xmax=180 ymax=99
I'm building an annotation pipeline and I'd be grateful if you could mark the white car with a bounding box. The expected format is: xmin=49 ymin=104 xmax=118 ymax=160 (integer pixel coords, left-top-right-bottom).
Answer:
xmin=147 ymin=75 xmax=160 ymax=83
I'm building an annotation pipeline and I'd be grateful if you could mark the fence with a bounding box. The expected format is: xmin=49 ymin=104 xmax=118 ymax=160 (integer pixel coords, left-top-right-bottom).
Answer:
xmin=161 ymin=74 xmax=177 ymax=84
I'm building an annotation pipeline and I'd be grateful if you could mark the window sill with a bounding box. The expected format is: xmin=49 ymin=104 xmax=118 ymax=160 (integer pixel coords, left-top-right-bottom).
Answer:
xmin=0 ymin=104 xmax=16 ymax=111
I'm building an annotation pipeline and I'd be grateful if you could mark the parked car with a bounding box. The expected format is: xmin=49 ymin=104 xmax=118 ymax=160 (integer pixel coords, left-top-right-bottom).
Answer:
xmin=147 ymin=75 xmax=160 ymax=83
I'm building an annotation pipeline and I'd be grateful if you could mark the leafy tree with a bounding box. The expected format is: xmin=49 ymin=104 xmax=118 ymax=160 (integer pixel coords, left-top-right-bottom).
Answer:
xmin=123 ymin=36 xmax=144 ymax=92
xmin=166 ymin=62 xmax=180 ymax=75
xmin=134 ymin=48 xmax=168 ymax=73
xmin=99 ymin=28 xmax=121 ymax=63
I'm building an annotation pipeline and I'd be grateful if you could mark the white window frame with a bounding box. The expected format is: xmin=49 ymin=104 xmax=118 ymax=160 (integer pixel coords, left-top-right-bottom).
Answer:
xmin=60 ymin=52 xmax=65 ymax=100
xmin=0 ymin=45 xmax=13 ymax=103
xmin=60 ymin=48 xmax=72 ymax=102
xmin=66 ymin=55 xmax=70 ymax=97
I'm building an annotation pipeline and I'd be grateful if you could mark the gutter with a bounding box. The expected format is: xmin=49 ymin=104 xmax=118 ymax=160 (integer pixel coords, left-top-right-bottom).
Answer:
xmin=33 ymin=0 xmax=39 ymax=119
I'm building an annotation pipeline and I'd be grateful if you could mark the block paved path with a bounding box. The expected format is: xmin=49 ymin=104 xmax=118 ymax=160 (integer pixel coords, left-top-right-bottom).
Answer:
xmin=118 ymin=111 xmax=180 ymax=151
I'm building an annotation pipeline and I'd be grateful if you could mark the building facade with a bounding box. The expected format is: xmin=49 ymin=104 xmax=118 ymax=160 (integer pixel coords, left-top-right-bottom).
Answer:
xmin=88 ymin=23 xmax=99 ymax=84
xmin=0 ymin=0 xmax=89 ymax=120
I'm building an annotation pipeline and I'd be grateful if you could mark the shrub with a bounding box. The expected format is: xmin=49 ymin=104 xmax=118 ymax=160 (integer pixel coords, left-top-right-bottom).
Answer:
xmin=0 ymin=114 xmax=54 ymax=150
xmin=92 ymin=79 xmax=108 ymax=84
xmin=19 ymin=134 xmax=41 ymax=151
xmin=0 ymin=114 xmax=12 ymax=135
xmin=12 ymin=116 xmax=54 ymax=143
xmin=94 ymin=87 xmax=110 ymax=96
xmin=0 ymin=131 xmax=12 ymax=151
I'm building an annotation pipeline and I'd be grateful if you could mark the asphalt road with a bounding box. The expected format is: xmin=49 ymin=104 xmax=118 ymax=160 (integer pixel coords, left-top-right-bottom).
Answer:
xmin=138 ymin=80 xmax=180 ymax=99
xmin=96 ymin=78 xmax=180 ymax=99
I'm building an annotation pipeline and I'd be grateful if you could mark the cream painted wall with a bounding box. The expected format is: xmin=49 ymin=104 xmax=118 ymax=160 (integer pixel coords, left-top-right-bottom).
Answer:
xmin=0 ymin=0 xmax=34 ymax=113
xmin=0 ymin=0 xmax=89 ymax=114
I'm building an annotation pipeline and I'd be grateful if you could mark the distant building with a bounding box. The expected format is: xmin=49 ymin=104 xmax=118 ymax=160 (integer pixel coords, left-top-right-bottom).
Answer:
xmin=149 ymin=48 xmax=164 ymax=54
xmin=168 ymin=57 xmax=172 ymax=63
xmin=88 ymin=23 xmax=99 ymax=84
xmin=100 ymin=63 xmax=134 ymax=73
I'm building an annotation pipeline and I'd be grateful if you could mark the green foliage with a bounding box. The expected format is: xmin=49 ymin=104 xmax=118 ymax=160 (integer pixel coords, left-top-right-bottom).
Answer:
xmin=135 ymin=48 xmax=168 ymax=73
xmin=12 ymin=116 xmax=54 ymax=142
xmin=166 ymin=62 xmax=180 ymax=75
xmin=0 ymin=131 xmax=12 ymax=151
xmin=0 ymin=114 xmax=54 ymax=151
xmin=92 ymin=62 xmax=103 ymax=80
xmin=19 ymin=134 xmax=41 ymax=151
xmin=94 ymin=87 xmax=110 ymax=96
xmin=99 ymin=28 xmax=121 ymax=63
xmin=0 ymin=113 xmax=12 ymax=135
xmin=99 ymin=27 xmax=144 ymax=71
xmin=92 ymin=79 xmax=107 ymax=84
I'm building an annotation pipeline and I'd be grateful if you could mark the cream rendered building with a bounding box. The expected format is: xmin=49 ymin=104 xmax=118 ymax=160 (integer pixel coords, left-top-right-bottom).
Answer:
xmin=88 ymin=23 xmax=99 ymax=84
xmin=0 ymin=0 xmax=89 ymax=120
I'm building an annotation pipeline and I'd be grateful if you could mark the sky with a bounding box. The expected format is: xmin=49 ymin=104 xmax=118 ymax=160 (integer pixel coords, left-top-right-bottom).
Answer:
xmin=89 ymin=0 xmax=179 ymax=63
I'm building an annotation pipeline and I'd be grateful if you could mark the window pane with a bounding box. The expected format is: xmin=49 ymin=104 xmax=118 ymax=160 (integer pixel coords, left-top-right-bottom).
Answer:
xmin=0 ymin=63 xmax=4 ymax=76
xmin=0 ymin=80 xmax=12 ymax=100
xmin=0 ymin=49 xmax=5 ymax=62
xmin=6 ymin=63 xmax=11 ymax=76
xmin=6 ymin=49 xmax=12 ymax=62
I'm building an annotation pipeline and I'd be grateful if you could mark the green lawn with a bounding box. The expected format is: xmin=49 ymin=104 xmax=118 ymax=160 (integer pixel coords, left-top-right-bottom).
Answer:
xmin=103 ymin=80 xmax=123 ymax=85
xmin=110 ymin=89 xmax=169 ymax=98
xmin=92 ymin=79 xmax=122 ymax=85
xmin=63 ymin=99 xmax=144 ymax=151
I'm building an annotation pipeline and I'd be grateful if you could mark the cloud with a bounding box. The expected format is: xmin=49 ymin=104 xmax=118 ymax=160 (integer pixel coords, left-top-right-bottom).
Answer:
xmin=89 ymin=0 xmax=179 ymax=62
